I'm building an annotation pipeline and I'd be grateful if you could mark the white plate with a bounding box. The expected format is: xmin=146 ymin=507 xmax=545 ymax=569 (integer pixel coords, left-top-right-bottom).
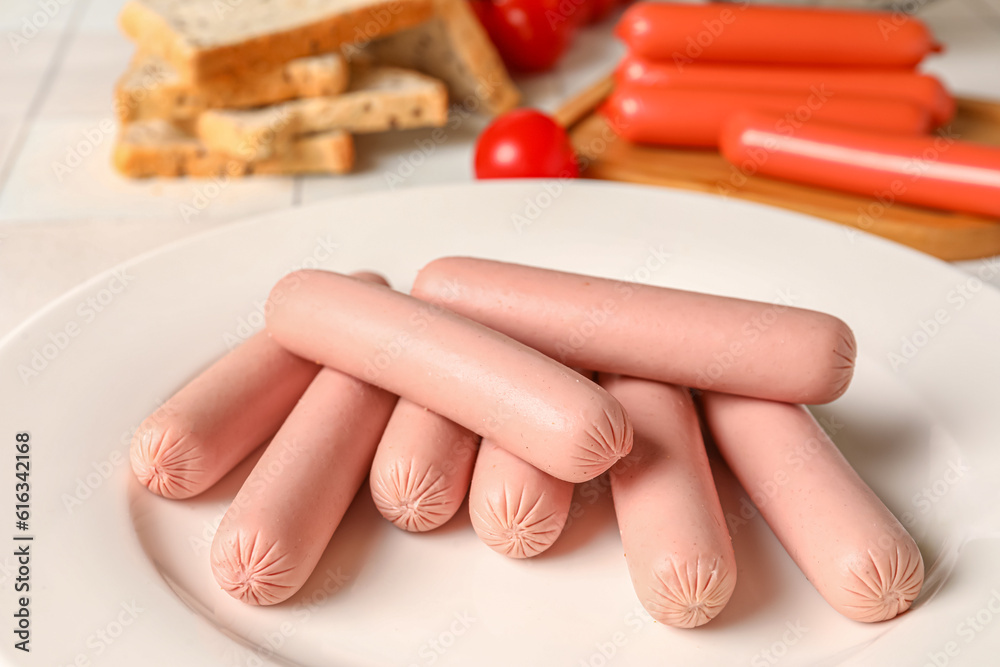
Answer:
xmin=2 ymin=182 xmax=1000 ymax=667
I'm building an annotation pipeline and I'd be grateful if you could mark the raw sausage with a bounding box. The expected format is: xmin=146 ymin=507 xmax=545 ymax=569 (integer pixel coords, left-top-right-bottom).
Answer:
xmin=370 ymin=399 xmax=480 ymax=532
xmin=210 ymin=366 xmax=397 ymax=604
xmin=617 ymin=2 xmax=941 ymax=67
xmin=468 ymin=439 xmax=574 ymax=558
xmin=615 ymin=55 xmax=954 ymax=127
xmin=603 ymin=85 xmax=931 ymax=148
xmin=265 ymin=269 xmax=633 ymax=483
xmin=601 ymin=374 xmax=736 ymax=628
xmin=720 ymin=110 xmax=1000 ymax=219
xmin=130 ymin=331 xmax=320 ymax=499
xmin=211 ymin=272 xmax=398 ymax=605
xmin=700 ymin=391 xmax=923 ymax=622
xmin=411 ymin=257 xmax=856 ymax=405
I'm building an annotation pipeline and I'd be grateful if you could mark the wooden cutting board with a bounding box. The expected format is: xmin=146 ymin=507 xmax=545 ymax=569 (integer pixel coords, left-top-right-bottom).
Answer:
xmin=557 ymin=77 xmax=1000 ymax=261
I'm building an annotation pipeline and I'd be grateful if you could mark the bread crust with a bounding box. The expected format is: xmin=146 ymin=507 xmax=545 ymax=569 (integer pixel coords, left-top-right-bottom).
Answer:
xmin=359 ymin=0 xmax=519 ymax=115
xmin=113 ymin=120 xmax=355 ymax=177
xmin=115 ymin=53 xmax=351 ymax=124
xmin=194 ymin=66 xmax=449 ymax=159
xmin=119 ymin=0 xmax=434 ymax=83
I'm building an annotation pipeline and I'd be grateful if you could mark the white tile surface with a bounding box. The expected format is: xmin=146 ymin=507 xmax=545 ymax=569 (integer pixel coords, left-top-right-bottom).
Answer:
xmin=78 ymin=0 xmax=127 ymax=33
xmin=0 ymin=115 xmax=23 ymax=178
xmin=919 ymin=19 xmax=1000 ymax=99
xmin=918 ymin=0 xmax=983 ymax=20
xmin=0 ymin=116 xmax=294 ymax=223
xmin=0 ymin=31 xmax=62 ymax=116
xmin=976 ymin=0 xmax=1000 ymax=17
xmin=39 ymin=30 xmax=134 ymax=118
xmin=0 ymin=0 xmax=74 ymax=34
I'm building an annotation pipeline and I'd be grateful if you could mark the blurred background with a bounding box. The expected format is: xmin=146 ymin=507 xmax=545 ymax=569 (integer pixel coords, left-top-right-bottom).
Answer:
xmin=1 ymin=0 xmax=998 ymax=337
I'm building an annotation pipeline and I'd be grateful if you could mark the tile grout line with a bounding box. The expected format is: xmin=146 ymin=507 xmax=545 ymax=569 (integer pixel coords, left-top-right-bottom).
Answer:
xmin=0 ymin=0 xmax=96 ymax=196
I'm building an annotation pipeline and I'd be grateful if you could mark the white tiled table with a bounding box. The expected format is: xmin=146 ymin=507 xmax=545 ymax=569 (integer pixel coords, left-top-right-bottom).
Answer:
xmin=2 ymin=0 xmax=999 ymax=338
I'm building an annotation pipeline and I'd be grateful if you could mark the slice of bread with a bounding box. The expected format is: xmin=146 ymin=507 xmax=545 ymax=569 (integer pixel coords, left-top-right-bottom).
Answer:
xmin=118 ymin=0 xmax=434 ymax=82
xmin=114 ymin=119 xmax=354 ymax=178
xmin=196 ymin=66 xmax=448 ymax=159
xmin=355 ymin=0 xmax=519 ymax=115
xmin=116 ymin=52 xmax=350 ymax=125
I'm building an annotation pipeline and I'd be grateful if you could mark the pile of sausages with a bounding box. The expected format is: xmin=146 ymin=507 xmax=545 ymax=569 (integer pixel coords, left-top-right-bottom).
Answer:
xmin=607 ymin=2 xmax=1000 ymax=219
xmin=130 ymin=257 xmax=923 ymax=628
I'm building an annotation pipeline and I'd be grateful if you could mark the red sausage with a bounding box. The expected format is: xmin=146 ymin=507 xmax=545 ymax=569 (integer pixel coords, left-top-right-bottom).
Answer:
xmin=616 ymin=2 xmax=941 ymax=67
xmin=603 ymin=85 xmax=931 ymax=148
xmin=615 ymin=54 xmax=955 ymax=127
xmin=601 ymin=375 xmax=736 ymax=628
xmin=701 ymin=392 xmax=923 ymax=622
xmin=370 ymin=399 xmax=480 ymax=532
xmin=720 ymin=110 xmax=1000 ymax=219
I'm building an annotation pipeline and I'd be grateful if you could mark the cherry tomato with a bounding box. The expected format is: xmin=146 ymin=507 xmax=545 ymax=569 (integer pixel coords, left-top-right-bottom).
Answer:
xmin=474 ymin=0 xmax=576 ymax=72
xmin=474 ymin=109 xmax=580 ymax=179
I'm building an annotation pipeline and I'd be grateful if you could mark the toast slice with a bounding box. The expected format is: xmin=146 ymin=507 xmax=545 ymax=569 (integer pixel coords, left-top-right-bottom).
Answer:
xmin=196 ymin=66 xmax=448 ymax=159
xmin=114 ymin=119 xmax=355 ymax=177
xmin=118 ymin=0 xmax=433 ymax=82
xmin=355 ymin=0 xmax=519 ymax=115
xmin=116 ymin=52 xmax=350 ymax=125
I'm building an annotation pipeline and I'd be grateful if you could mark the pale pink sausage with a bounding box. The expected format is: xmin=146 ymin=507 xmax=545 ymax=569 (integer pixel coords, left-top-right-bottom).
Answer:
xmin=265 ymin=269 xmax=633 ymax=483
xmin=130 ymin=331 xmax=320 ymax=499
xmin=601 ymin=375 xmax=736 ymax=628
xmin=210 ymin=271 xmax=398 ymax=605
xmin=411 ymin=257 xmax=857 ymax=405
xmin=469 ymin=439 xmax=575 ymax=558
xmin=370 ymin=399 xmax=480 ymax=532
xmin=700 ymin=392 xmax=924 ymax=622
xmin=210 ymin=367 xmax=397 ymax=605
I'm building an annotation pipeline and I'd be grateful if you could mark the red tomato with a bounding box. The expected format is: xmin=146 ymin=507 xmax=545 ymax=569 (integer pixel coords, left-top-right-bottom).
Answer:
xmin=474 ymin=0 xmax=576 ymax=72
xmin=474 ymin=109 xmax=580 ymax=179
